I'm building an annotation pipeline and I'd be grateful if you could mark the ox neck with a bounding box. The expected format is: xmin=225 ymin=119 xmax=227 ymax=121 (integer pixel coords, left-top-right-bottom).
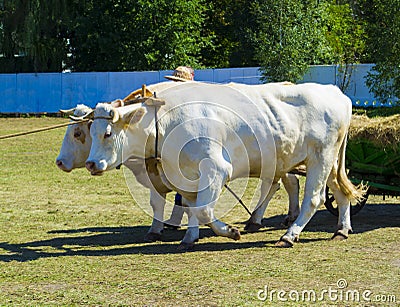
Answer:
xmin=126 ymin=105 xmax=163 ymax=163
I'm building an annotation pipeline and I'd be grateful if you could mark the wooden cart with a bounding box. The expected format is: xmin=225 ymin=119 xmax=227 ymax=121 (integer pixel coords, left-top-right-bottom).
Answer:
xmin=324 ymin=140 xmax=400 ymax=216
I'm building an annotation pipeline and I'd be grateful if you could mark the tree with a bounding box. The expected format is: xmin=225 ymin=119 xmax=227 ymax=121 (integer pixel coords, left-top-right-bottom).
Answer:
xmin=199 ymin=0 xmax=262 ymax=68
xmin=65 ymin=1 xmax=128 ymax=71
xmin=363 ymin=0 xmax=400 ymax=104
xmin=319 ymin=0 xmax=367 ymax=91
xmin=251 ymin=0 xmax=324 ymax=83
xmin=68 ymin=0 xmax=211 ymax=71
xmin=0 ymin=0 xmax=70 ymax=72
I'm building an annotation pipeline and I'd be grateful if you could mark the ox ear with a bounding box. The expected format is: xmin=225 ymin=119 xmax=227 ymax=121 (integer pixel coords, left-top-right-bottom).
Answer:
xmin=122 ymin=107 xmax=146 ymax=126
xmin=109 ymin=108 xmax=120 ymax=123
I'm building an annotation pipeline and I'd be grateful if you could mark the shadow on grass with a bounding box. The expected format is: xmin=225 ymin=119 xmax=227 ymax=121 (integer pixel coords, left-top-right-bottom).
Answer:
xmin=0 ymin=203 xmax=398 ymax=262
xmin=257 ymin=203 xmax=400 ymax=234
xmin=0 ymin=225 xmax=276 ymax=262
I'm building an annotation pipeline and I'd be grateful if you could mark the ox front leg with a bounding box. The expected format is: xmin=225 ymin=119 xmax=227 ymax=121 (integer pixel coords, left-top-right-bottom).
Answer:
xmin=180 ymin=157 xmax=239 ymax=248
xmin=281 ymin=173 xmax=300 ymax=227
xmin=144 ymin=190 xmax=166 ymax=242
xmin=195 ymin=159 xmax=240 ymax=241
xmin=178 ymin=208 xmax=200 ymax=251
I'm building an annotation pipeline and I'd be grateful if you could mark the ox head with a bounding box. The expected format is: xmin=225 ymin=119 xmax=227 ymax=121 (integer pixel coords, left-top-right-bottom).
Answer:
xmin=56 ymin=104 xmax=94 ymax=172
xmin=56 ymin=100 xmax=124 ymax=172
xmin=85 ymin=103 xmax=147 ymax=176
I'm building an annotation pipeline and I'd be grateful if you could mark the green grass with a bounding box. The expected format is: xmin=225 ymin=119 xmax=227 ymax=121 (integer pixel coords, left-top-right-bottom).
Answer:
xmin=0 ymin=118 xmax=399 ymax=306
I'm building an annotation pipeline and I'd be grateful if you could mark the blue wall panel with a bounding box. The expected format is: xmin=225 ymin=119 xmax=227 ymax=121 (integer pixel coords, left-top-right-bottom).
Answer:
xmin=0 ymin=74 xmax=17 ymax=113
xmin=342 ymin=64 xmax=375 ymax=105
xmin=194 ymin=69 xmax=214 ymax=83
xmin=61 ymin=72 xmax=110 ymax=110
xmin=301 ymin=65 xmax=336 ymax=85
xmin=16 ymin=73 xmax=62 ymax=113
xmin=0 ymin=65 xmax=385 ymax=113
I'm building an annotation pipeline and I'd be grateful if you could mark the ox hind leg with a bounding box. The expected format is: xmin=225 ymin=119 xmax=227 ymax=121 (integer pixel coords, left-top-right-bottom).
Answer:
xmin=277 ymin=152 xmax=336 ymax=247
xmin=327 ymin=162 xmax=352 ymax=240
xmin=281 ymin=173 xmax=300 ymax=227
xmin=244 ymin=180 xmax=280 ymax=232
xmin=245 ymin=173 xmax=300 ymax=232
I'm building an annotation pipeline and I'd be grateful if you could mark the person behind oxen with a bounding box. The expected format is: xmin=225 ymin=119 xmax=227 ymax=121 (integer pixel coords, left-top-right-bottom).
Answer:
xmin=164 ymin=66 xmax=195 ymax=82
xmin=162 ymin=66 xmax=195 ymax=228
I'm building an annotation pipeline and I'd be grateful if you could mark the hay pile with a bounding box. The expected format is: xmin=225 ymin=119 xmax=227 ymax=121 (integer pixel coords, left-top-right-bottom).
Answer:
xmin=349 ymin=113 xmax=400 ymax=150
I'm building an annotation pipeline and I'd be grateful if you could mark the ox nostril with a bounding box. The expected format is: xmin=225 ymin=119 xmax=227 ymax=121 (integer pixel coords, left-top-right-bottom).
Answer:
xmin=56 ymin=160 xmax=63 ymax=167
xmin=86 ymin=161 xmax=95 ymax=171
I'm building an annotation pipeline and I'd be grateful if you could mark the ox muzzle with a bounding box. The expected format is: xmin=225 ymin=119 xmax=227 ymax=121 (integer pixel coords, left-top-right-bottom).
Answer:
xmin=85 ymin=160 xmax=106 ymax=176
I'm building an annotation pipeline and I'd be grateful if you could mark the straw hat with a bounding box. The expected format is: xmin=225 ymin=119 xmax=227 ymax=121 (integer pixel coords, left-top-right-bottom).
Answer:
xmin=164 ymin=66 xmax=194 ymax=82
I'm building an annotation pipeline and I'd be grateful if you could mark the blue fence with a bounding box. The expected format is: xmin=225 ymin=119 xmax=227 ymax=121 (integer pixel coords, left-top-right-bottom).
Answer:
xmin=0 ymin=64 xmax=382 ymax=113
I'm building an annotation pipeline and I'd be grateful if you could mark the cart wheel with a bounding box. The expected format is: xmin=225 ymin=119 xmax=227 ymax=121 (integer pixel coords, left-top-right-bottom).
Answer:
xmin=324 ymin=187 xmax=369 ymax=216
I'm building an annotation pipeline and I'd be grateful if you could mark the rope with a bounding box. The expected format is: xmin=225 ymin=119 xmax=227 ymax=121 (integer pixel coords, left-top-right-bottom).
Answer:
xmin=224 ymin=184 xmax=252 ymax=216
xmin=0 ymin=119 xmax=90 ymax=140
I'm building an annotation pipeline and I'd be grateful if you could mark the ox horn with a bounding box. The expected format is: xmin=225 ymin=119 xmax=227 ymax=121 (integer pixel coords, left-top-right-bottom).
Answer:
xmin=69 ymin=109 xmax=94 ymax=121
xmin=59 ymin=107 xmax=76 ymax=116
xmin=110 ymin=99 xmax=124 ymax=108
xmin=110 ymin=108 xmax=120 ymax=123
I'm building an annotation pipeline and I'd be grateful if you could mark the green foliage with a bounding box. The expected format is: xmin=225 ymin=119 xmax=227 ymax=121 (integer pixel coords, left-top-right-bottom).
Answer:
xmin=319 ymin=1 xmax=367 ymax=91
xmin=201 ymin=0 xmax=259 ymax=68
xmin=363 ymin=0 xmax=400 ymax=104
xmin=69 ymin=0 xmax=210 ymax=71
xmin=0 ymin=0 xmax=69 ymax=72
xmin=251 ymin=0 xmax=322 ymax=82
xmin=321 ymin=1 xmax=367 ymax=65
xmin=128 ymin=0 xmax=210 ymax=70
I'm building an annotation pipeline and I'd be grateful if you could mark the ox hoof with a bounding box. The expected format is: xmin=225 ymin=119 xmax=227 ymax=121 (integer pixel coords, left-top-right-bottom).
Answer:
xmin=177 ymin=242 xmax=195 ymax=252
xmin=144 ymin=232 xmax=162 ymax=242
xmin=244 ymin=222 xmax=262 ymax=233
xmin=275 ymin=237 xmax=294 ymax=248
xmin=331 ymin=231 xmax=349 ymax=241
xmin=281 ymin=216 xmax=296 ymax=228
xmin=229 ymin=226 xmax=241 ymax=240
xmin=163 ymin=223 xmax=181 ymax=230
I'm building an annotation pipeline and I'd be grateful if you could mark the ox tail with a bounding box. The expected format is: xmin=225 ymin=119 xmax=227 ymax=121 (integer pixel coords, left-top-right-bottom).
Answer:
xmin=337 ymin=133 xmax=366 ymax=203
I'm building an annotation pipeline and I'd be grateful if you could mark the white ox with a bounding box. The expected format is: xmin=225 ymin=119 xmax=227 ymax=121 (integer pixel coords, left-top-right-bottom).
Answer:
xmin=56 ymin=82 xmax=186 ymax=242
xmin=85 ymin=81 xmax=363 ymax=248
xmin=56 ymin=82 xmax=301 ymax=248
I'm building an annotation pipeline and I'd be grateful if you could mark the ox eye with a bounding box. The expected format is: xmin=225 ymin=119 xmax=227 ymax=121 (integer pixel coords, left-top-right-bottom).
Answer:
xmin=74 ymin=130 xmax=82 ymax=138
xmin=104 ymin=126 xmax=112 ymax=139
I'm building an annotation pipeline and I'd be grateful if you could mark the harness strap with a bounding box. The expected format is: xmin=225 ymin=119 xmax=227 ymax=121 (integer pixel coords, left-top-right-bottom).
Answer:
xmin=93 ymin=116 xmax=113 ymax=120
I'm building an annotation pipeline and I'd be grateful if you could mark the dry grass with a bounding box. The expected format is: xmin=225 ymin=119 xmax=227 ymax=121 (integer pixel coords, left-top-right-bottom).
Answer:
xmin=350 ymin=113 xmax=400 ymax=149
xmin=0 ymin=118 xmax=399 ymax=306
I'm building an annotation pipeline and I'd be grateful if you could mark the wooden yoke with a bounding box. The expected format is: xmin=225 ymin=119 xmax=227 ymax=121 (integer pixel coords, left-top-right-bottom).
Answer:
xmin=122 ymin=84 xmax=165 ymax=106
xmin=122 ymin=84 xmax=153 ymax=104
